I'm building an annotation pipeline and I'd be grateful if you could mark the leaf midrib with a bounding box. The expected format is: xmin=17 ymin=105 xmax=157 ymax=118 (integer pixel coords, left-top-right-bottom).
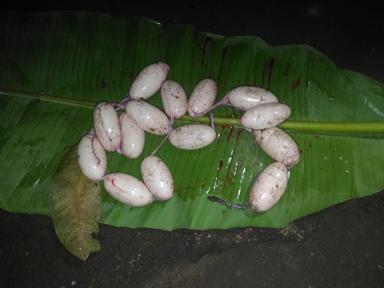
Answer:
xmin=2 ymin=88 xmax=384 ymax=134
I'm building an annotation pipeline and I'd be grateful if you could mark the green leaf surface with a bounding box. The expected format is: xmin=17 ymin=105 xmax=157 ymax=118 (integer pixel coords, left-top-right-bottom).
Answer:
xmin=49 ymin=148 xmax=101 ymax=260
xmin=0 ymin=12 xmax=383 ymax=230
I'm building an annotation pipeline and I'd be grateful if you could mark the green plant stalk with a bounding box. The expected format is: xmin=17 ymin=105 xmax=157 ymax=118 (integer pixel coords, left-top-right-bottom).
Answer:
xmin=2 ymin=88 xmax=384 ymax=133
xmin=0 ymin=89 xmax=95 ymax=109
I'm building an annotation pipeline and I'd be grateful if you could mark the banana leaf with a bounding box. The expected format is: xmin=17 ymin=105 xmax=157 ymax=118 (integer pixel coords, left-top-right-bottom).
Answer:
xmin=0 ymin=12 xmax=383 ymax=230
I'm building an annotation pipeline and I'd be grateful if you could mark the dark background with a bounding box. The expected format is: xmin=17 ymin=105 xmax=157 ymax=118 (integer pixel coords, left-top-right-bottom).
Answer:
xmin=2 ymin=1 xmax=384 ymax=83
xmin=1 ymin=1 xmax=384 ymax=287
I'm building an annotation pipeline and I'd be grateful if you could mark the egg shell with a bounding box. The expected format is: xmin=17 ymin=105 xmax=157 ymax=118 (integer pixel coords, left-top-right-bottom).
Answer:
xmin=240 ymin=102 xmax=291 ymax=130
xmin=77 ymin=134 xmax=107 ymax=181
xmin=103 ymin=173 xmax=153 ymax=207
xmin=249 ymin=162 xmax=288 ymax=213
xmin=119 ymin=113 xmax=145 ymax=159
xmin=93 ymin=102 xmax=121 ymax=151
xmin=169 ymin=124 xmax=216 ymax=150
xmin=227 ymin=86 xmax=278 ymax=111
xmin=141 ymin=155 xmax=174 ymax=200
xmin=160 ymin=80 xmax=188 ymax=119
xmin=253 ymin=127 xmax=300 ymax=167
xmin=188 ymin=79 xmax=217 ymax=117
xmin=125 ymin=100 xmax=170 ymax=135
xmin=129 ymin=62 xmax=169 ymax=100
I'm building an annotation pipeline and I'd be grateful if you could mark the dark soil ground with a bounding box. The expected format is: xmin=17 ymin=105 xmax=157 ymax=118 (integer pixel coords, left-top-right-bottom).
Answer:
xmin=1 ymin=2 xmax=384 ymax=287
xmin=2 ymin=191 xmax=384 ymax=287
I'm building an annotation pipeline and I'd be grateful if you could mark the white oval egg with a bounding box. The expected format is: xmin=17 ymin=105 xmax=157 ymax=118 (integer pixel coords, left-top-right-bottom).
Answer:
xmin=125 ymin=100 xmax=170 ymax=135
xmin=227 ymin=86 xmax=278 ymax=111
xmin=141 ymin=155 xmax=174 ymax=201
xmin=188 ymin=79 xmax=217 ymax=117
xmin=160 ymin=80 xmax=188 ymax=119
xmin=119 ymin=113 xmax=145 ymax=159
xmin=129 ymin=62 xmax=169 ymax=100
xmin=77 ymin=134 xmax=107 ymax=181
xmin=240 ymin=102 xmax=291 ymax=130
xmin=169 ymin=124 xmax=216 ymax=150
xmin=249 ymin=162 xmax=288 ymax=213
xmin=253 ymin=127 xmax=300 ymax=167
xmin=93 ymin=102 xmax=121 ymax=151
xmin=103 ymin=173 xmax=153 ymax=207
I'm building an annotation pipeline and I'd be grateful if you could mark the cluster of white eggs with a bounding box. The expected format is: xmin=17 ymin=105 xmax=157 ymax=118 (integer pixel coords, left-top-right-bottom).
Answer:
xmin=77 ymin=62 xmax=300 ymax=213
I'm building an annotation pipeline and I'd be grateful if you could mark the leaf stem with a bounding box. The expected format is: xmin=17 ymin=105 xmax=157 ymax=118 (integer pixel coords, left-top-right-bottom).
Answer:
xmin=0 ymin=89 xmax=95 ymax=109
xmin=2 ymin=88 xmax=384 ymax=134
xmin=280 ymin=121 xmax=384 ymax=133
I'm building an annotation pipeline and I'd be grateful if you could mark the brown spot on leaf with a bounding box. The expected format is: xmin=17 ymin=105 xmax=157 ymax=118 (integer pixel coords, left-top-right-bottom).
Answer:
xmin=226 ymin=126 xmax=234 ymax=142
xmin=218 ymin=160 xmax=224 ymax=171
xmin=263 ymin=58 xmax=275 ymax=89
xmin=235 ymin=129 xmax=243 ymax=144
xmin=290 ymin=77 xmax=301 ymax=91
